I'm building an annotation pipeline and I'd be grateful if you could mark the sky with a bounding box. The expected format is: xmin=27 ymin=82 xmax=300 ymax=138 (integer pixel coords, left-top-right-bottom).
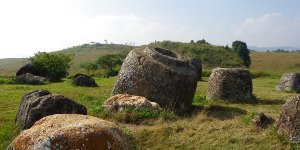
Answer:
xmin=0 ymin=0 xmax=300 ymax=58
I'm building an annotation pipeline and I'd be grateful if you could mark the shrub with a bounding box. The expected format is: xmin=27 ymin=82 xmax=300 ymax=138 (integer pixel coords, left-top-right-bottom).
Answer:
xmin=29 ymin=52 xmax=73 ymax=82
xmin=96 ymin=53 xmax=126 ymax=78
xmin=202 ymin=69 xmax=212 ymax=77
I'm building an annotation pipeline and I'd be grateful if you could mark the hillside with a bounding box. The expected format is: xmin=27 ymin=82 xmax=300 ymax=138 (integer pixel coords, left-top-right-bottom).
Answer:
xmin=55 ymin=43 xmax=134 ymax=74
xmin=0 ymin=58 xmax=28 ymax=75
xmin=0 ymin=44 xmax=134 ymax=75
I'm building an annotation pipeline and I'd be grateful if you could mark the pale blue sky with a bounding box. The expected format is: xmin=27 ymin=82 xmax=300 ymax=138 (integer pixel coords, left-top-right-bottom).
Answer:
xmin=0 ymin=0 xmax=299 ymax=58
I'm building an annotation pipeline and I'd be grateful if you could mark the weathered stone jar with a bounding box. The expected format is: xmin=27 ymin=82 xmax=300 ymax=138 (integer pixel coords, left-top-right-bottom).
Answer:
xmin=189 ymin=58 xmax=202 ymax=81
xmin=72 ymin=73 xmax=97 ymax=87
xmin=206 ymin=68 xmax=253 ymax=102
xmin=103 ymin=94 xmax=160 ymax=112
xmin=9 ymin=114 xmax=134 ymax=150
xmin=16 ymin=90 xmax=87 ymax=130
xmin=111 ymin=47 xmax=198 ymax=114
xmin=276 ymin=73 xmax=300 ymax=93
xmin=278 ymin=95 xmax=300 ymax=143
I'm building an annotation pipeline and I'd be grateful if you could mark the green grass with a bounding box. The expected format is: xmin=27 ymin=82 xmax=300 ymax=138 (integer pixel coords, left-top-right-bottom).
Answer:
xmin=0 ymin=76 xmax=299 ymax=149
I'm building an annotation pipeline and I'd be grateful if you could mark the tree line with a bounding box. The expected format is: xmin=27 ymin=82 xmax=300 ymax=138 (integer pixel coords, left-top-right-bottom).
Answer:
xmin=150 ymin=40 xmax=251 ymax=68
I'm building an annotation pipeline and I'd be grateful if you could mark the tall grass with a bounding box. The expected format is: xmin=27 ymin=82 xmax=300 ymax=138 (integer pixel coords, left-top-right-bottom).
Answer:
xmin=250 ymin=52 xmax=300 ymax=74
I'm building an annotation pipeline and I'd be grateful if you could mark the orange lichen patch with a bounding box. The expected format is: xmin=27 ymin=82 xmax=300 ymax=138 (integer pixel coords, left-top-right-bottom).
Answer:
xmin=8 ymin=114 xmax=133 ymax=150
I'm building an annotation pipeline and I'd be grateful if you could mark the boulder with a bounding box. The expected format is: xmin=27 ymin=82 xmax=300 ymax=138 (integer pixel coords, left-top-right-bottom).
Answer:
xmin=111 ymin=47 xmax=198 ymax=114
xmin=206 ymin=68 xmax=253 ymax=102
xmin=103 ymin=94 xmax=160 ymax=111
xmin=8 ymin=114 xmax=133 ymax=150
xmin=72 ymin=74 xmax=97 ymax=87
xmin=16 ymin=90 xmax=87 ymax=130
xmin=16 ymin=63 xmax=42 ymax=77
xmin=252 ymin=112 xmax=273 ymax=129
xmin=278 ymin=95 xmax=300 ymax=143
xmin=15 ymin=73 xmax=47 ymax=85
xmin=276 ymin=73 xmax=300 ymax=92
xmin=189 ymin=58 xmax=202 ymax=81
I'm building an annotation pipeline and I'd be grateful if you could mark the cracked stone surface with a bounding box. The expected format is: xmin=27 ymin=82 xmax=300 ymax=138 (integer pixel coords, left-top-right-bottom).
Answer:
xmin=278 ymin=95 xmax=300 ymax=143
xmin=111 ymin=47 xmax=198 ymax=114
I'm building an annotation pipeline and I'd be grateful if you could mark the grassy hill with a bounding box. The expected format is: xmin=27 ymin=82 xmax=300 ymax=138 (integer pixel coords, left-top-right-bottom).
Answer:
xmin=0 ymin=44 xmax=134 ymax=75
xmin=55 ymin=43 xmax=134 ymax=74
xmin=0 ymin=58 xmax=28 ymax=75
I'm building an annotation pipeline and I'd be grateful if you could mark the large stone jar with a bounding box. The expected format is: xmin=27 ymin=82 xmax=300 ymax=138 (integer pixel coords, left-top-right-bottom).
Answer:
xmin=206 ymin=68 xmax=253 ymax=102
xmin=112 ymin=47 xmax=198 ymax=114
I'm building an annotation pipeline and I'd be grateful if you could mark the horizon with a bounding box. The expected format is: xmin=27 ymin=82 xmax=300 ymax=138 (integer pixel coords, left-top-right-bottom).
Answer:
xmin=1 ymin=0 xmax=300 ymax=58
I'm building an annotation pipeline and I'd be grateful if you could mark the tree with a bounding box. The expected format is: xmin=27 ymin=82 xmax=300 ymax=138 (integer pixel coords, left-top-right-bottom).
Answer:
xmin=196 ymin=39 xmax=209 ymax=44
xmin=80 ymin=62 xmax=98 ymax=75
xmin=232 ymin=41 xmax=251 ymax=67
xmin=29 ymin=52 xmax=73 ymax=81
xmin=96 ymin=54 xmax=124 ymax=77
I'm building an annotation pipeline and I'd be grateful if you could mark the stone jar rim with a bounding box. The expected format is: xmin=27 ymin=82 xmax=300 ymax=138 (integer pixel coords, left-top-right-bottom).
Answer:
xmin=143 ymin=47 xmax=190 ymax=68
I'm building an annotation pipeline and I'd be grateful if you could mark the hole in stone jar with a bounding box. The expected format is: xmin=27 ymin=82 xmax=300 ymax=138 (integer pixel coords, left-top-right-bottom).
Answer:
xmin=154 ymin=47 xmax=177 ymax=58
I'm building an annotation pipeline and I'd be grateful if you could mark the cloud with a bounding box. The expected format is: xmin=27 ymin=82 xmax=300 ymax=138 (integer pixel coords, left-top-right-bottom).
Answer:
xmin=234 ymin=13 xmax=300 ymax=47
xmin=0 ymin=11 xmax=203 ymax=58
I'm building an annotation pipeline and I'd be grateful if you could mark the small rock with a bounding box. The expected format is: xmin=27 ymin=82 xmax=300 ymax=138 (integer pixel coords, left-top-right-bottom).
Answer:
xmin=278 ymin=95 xmax=300 ymax=143
xmin=72 ymin=74 xmax=97 ymax=87
xmin=252 ymin=112 xmax=273 ymax=129
xmin=8 ymin=114 xmax=134 ymax=150
xmin=103 ymin=94 xmax=160 ymax=111
xmin=15 ymin=73 xmax=47 ymax=85
xmin=16 ymin=90 xmax=87 ymax=130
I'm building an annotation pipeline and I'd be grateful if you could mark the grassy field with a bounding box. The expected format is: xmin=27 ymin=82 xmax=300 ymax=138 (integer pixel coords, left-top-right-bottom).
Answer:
xmin=0 ymin=76 xmax=299 ymax=149
xmin=0 ymin=48 xmax=300 ymax=149
xmin=250 ymin=52 xmax=300 ymax=77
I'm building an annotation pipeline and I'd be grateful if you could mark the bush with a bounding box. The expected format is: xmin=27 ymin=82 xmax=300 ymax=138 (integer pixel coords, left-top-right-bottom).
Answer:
xmin=0 ymin=78 xmax=10 ymax=84
xmin=96 ymin=53 xmax=126 ymax=78
xmin=202 ymin=69 xmax=212 ymax=77
xmin=29 ymin=52 xmax=73 ymax=82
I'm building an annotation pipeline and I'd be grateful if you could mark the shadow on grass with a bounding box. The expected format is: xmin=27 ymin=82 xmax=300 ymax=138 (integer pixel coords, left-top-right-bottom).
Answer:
xmin=189 ymin=105 xmax=247 ymax=121
xmin=256 ymin=99 xmax=286 ymax=105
